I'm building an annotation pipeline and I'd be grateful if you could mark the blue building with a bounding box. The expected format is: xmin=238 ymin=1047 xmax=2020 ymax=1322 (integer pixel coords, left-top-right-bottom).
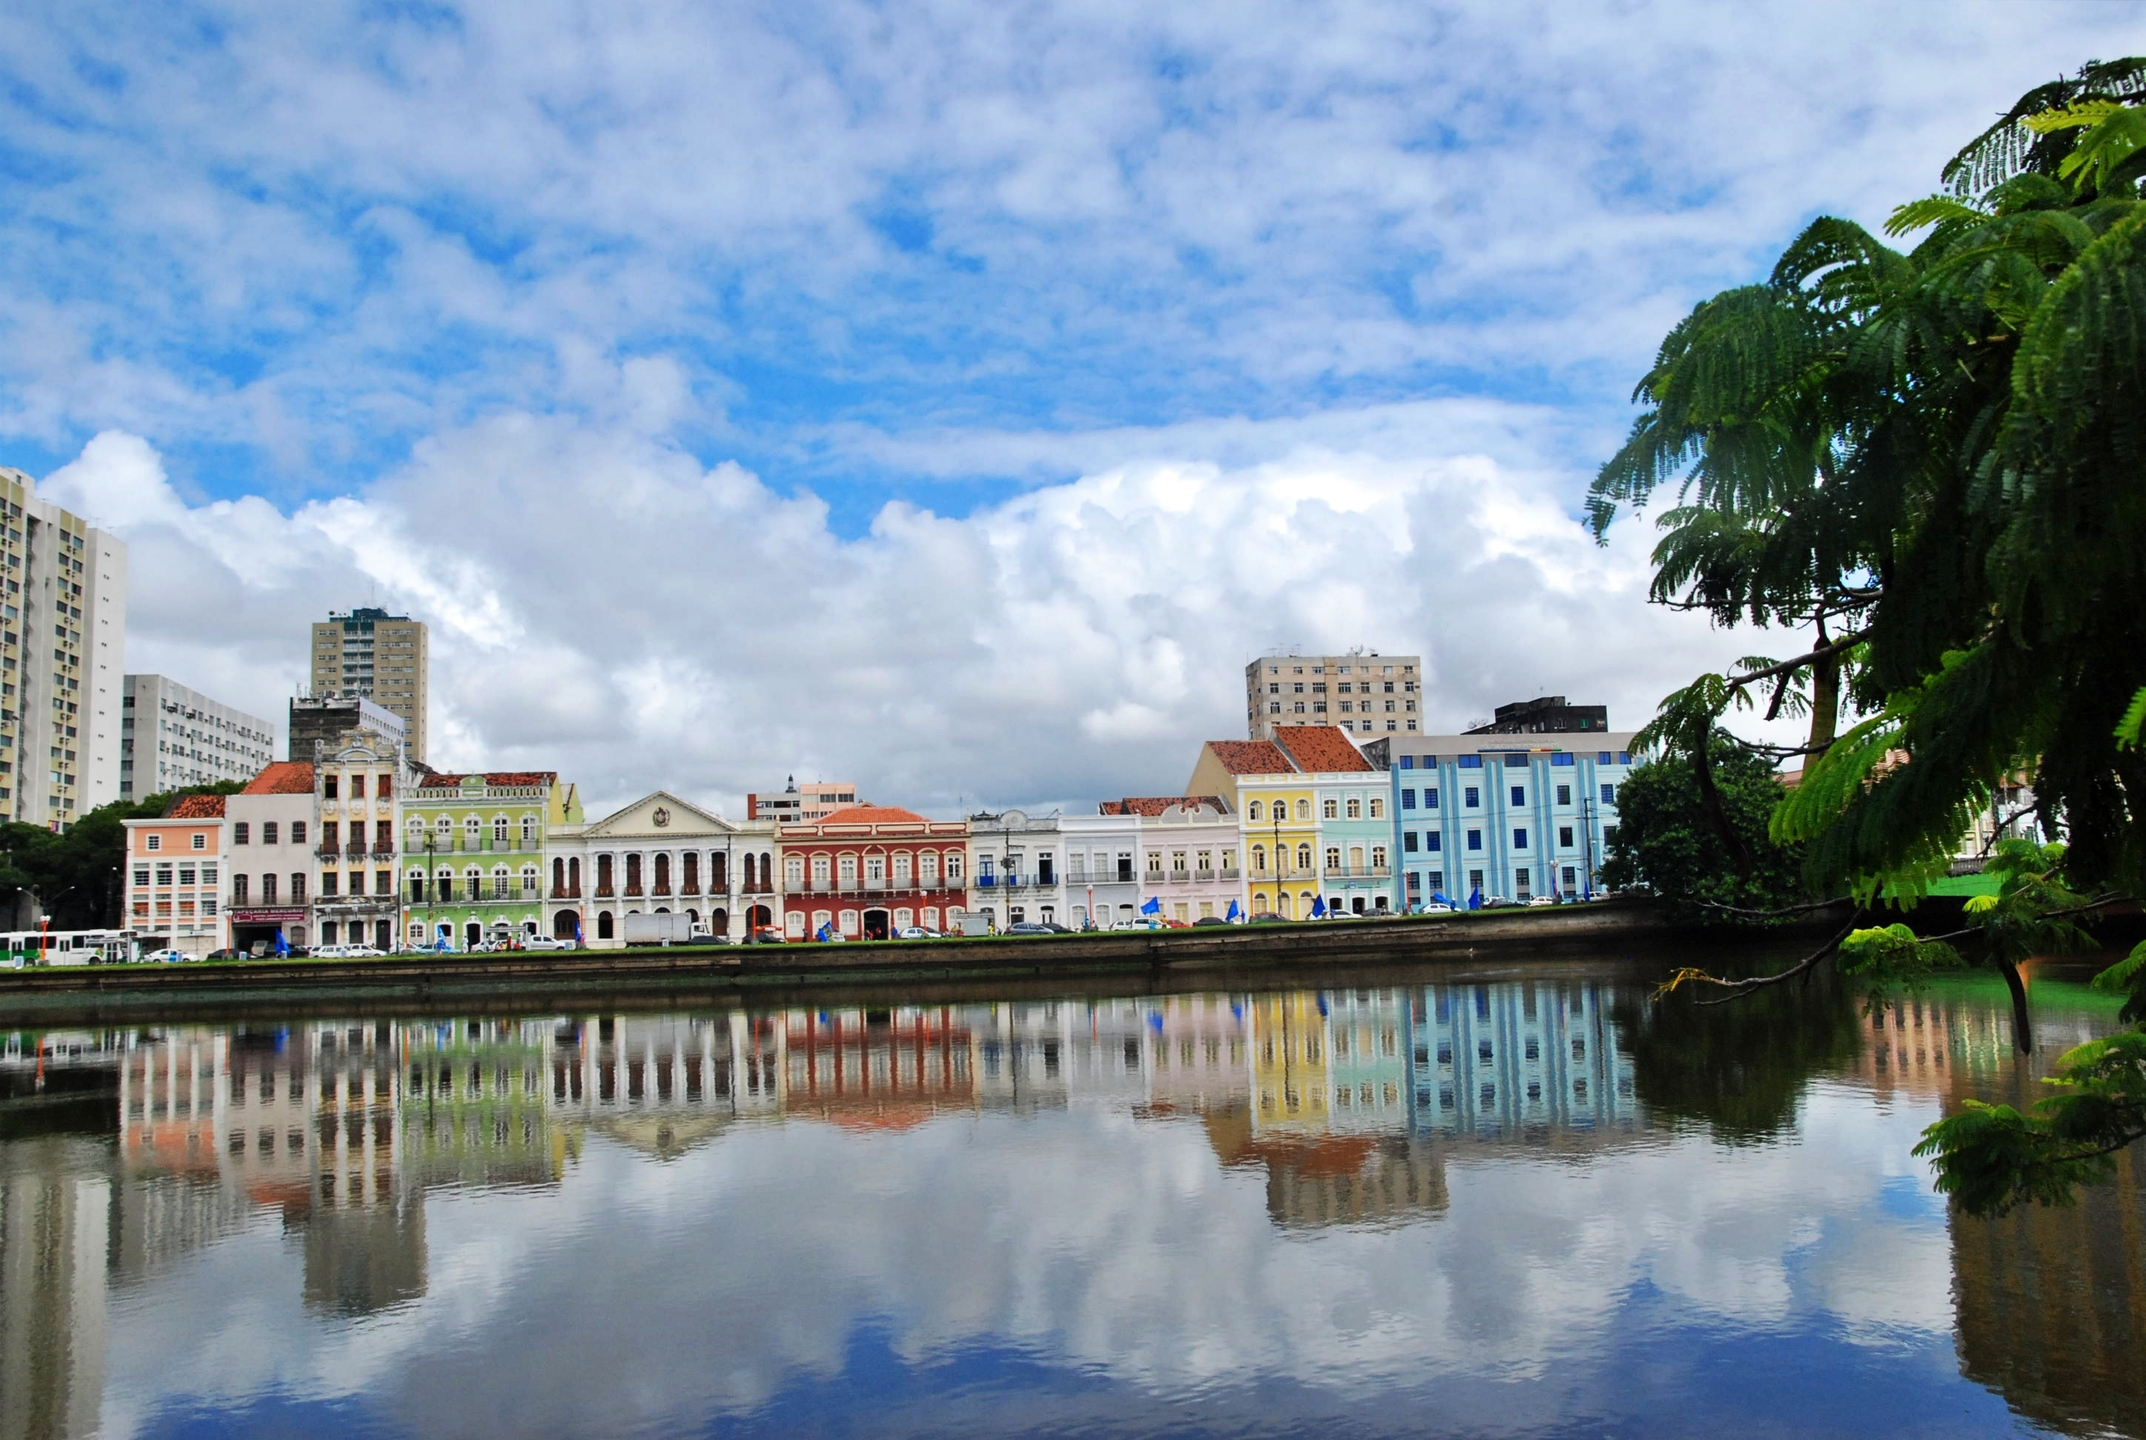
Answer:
xmin=1364 ymin=700 xmax=1637 ymax=908
xmin=1400 ymin=980 xmax=1641 ymax=1141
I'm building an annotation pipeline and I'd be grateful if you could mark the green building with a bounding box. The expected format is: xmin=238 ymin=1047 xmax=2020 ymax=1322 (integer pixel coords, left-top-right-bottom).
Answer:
xmin=402 ymin=771 xmax=581 ymax=949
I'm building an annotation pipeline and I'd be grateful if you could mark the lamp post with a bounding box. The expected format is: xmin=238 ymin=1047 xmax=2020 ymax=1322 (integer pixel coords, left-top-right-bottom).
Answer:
xmin=1271 ymin=798 xmax=1283 ymax=920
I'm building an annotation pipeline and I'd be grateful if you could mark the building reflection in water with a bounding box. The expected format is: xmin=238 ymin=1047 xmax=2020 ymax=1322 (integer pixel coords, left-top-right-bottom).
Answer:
xmin=6 ymin=976 xmax=2146 ymax=1436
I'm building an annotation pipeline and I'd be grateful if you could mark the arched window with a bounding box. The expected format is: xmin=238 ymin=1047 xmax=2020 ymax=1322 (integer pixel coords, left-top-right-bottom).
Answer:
xmin=1348 ymin=846 xmax=1363 ymax=871
xmin=945 ymin=852 xmax=964 ymax=882
xmin=436 ymin=815 xmax=452 ymax=842
xmin=786 ymin=856 xmax=805 ymax=888
xmin=596 ymin=854 xmax=614 ymax=896
xmin=1296 ymin=843 xmax=1313 ymax=871
xmin=493 ymin=815 xmax=509 ymax=846
xmin=1248 ymin=800 xmax=1263 ymax=822
xmin=552 ymin=857 xmax=565 ymax=895
xmin=864 ymin=853 xmax=885 ymax=883
xmin=625 ymin=853 xmax=643 ymax=895
xmin=682 ymin=853 xmax=700 ymax=894
xmin=464 ymin=816 xmax=482 ymax=848
xmin=491 ymin=866 xmax=510 ymax=899
xmin=919 ymin=851 xmax=939 ymax=883
xmin=811 ymin=855 xmax=830 ymax=885
xmin=407 ymin=870 xmax=426 ymax=902
xmin=465 ymin=866 xmax=483 ymax=898
xmin=1295 ymin=799 xmax=1312 ymax=821
xmin=892 ymin=852 xmax=912 ymax=883
xmin=407 ymin=816 xmax=425 ymax=844
xmin=569 ymin=856 xmax=581 ymax=895
xmin=436 ymin=868 xmax=455 ymax=902
xmin=838 ymin=854 xmax=858 ymax=885
xmin=653 ymin=853 xmax=671 ymax=894
xmin=597 ymin=911 xmax=614 ymax=940
xmin=713 ymin=851 xmax=729 ymax=892
xmin=520 ymin=865 xmax=539 ymax=897
xmin=1251 ymin=843 xmax=1267 ymax=874
xmin=521 ymin=815 xmax=537 ymax=847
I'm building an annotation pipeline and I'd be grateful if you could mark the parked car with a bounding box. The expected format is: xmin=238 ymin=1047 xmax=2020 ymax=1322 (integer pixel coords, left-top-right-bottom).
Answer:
xmin=202 ymin=948 xmax=244 ymax=962
xmin=1247 ymin=913 xmax=1290 ymax=925
xmin=1527 ymin=895 xmax=1559 ymax=907
xmin=1157 ymin=917 xmax=1192 ymax=929
xmin=1323 ymin=911 xmax=1361 ymax=921
xmin=1005 ymin=921 xmax=1055 ymax=936
xmin=1480 ymin=896 xmax=1521 ymax=910
xmin=141 ymin=947 xmax=189 ymax=965
xmin=523 ymin=935 xmax=577 ymax=951
xmin=1419 ymin=901 xmax=1458 ymax=914
xmin=1192 ymin=916 xmax=1231 ymax=927
xmin=343 ymin=944 xmax=387 ymax=957
xmin=896 ymin=926 xmax=943 ymax=940
xmin=1109 ymin=918 xmax=1154 ymax=931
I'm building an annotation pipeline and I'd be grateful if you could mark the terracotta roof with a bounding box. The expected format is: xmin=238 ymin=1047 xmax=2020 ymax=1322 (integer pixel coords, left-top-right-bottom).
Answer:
xmin=166 ymin=794 xmax=227 ymax=819
xmin=242 ymin=762 xmax=315 ymax=795
xmin=1273 ymin=725 xmax=1373 ymax=773
xmin=1100 ymin=795 xmax=1229 ymax=817
xmin=1203 ymin=740 xmax=1296 ymax=776
xmin=813 ymin=805 xmax=929 ymax=827
xmin=417 ymin=771 xmax=556 ymax=789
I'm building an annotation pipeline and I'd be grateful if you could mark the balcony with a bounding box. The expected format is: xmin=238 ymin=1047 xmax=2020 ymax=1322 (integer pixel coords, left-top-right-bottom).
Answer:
xmin=1169 ymin=869 xmax=1191 ymax=883
xmin=548 ymin=885 xmax=583 ymax=900
xmin=1195 ymin=869 xmax=1215 ymax=882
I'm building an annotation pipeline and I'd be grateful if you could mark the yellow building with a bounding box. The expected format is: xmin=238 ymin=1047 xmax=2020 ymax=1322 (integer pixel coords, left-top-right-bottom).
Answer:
xmin=1247 ymin=992 xmax=1331 ymax=1132
xmin=1187 ymin=727 xmax=1384 ymax=918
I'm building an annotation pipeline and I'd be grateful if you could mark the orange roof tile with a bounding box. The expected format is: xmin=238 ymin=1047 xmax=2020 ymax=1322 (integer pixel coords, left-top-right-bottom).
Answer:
xmin=1203 ymin=740 xmax=1296 ymax=776
xmin=1273 ymin=725 xmax=1372 ymax=773
xmin=1100 ymin=795 xmax=1229 ymax=817
xmin=166 ymin=794 xmax=228 ymax=819
xmin=417 ymin=772 xmax=556 ymax=789
xmin=242 ymin=762 xmax=315 ymax=795
xmin=813 ymin=805 xmax=929 ymax=827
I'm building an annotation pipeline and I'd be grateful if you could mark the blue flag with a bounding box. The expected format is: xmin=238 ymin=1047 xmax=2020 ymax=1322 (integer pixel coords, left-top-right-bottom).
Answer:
xmin=1430 ymin=892 xmax=1451 ymax=906
xmin=816 ymin=923 xmax=832 ymax=942
xmin=1310 ymin=896 xmax=1327 ymax=918
xmin=1468 ymin=885 xmax=1483 ymax=910
xmin=1140 ymin=896 xmax=1161 ymax=915
xmin=1225 ymin=899 xmax=1241 ymax=921
xmin=273 ymin=930 xmax=290 ymax=957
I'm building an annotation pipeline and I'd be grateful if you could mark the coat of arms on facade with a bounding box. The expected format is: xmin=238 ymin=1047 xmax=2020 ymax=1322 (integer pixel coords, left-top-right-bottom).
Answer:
xmin=651 ymin=806 xmax=671 ymax=827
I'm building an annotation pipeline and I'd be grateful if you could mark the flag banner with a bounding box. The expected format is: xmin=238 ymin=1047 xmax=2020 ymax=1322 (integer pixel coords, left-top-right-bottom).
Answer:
xmin=1140 ymin=896 xmax=1161 ymax=915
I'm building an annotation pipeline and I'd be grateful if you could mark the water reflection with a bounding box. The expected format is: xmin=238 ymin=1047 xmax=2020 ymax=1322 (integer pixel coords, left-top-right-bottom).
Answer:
xmin=0 ymin=971 xmax=2140 ymax=1437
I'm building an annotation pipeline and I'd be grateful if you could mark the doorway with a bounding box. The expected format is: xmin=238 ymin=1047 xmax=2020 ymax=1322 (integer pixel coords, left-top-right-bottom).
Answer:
xmin=464 ymin=922 xmax=482 ymax=949
xmin=863 ymin=908 xmax=890 ymax=940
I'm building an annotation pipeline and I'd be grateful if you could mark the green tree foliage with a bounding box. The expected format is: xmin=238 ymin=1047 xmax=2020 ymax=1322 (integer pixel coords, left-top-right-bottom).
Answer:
xmin=1600 ymin=737 xmax=1807 ymax=918
xmin=1592 ymin=60 xmax=2146 ymax=1214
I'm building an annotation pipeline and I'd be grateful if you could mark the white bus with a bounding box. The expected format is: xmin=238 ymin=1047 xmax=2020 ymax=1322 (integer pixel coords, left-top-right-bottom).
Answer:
xmin=0 ymin=929 xmax=142 ymax=967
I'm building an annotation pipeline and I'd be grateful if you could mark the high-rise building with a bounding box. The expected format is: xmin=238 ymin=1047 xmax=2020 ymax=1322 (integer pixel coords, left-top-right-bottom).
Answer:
xmin=1245 ymin=649 xmax=1420 ymax=741
xmin=0 ymin=466 xmax=128 ymax=826
xmin=308 ymin=608 xmax=428 ymax=762
xmin=746 ymin=778 xmax=863 ymax=823
xmin=120 ymin=675 xmax=277 ymax=801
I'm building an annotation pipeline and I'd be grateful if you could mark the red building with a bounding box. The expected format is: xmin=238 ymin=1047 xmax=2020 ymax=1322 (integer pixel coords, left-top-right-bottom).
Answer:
xmin=777 ymin=805 xmax=970 ymax=940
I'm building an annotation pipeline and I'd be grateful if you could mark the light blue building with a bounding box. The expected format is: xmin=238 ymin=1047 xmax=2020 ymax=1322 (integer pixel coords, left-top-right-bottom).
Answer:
xmin=1401 ymin=980 xmax=1641 ymax=1141
xmin=1364 ymin=700 xmax=1637 ymax=908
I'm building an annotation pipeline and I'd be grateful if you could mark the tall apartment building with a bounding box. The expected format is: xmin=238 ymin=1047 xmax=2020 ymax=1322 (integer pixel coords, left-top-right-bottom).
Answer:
xmin=309 ymin=608 xmax=428 ymax=762
xmin=0 ymin=466 xmax=128 ymax=825
xmin=120 ymin=674 xmax=277 ymax=801
xmin=1246 ymin=649 xmax=1420 ymax=741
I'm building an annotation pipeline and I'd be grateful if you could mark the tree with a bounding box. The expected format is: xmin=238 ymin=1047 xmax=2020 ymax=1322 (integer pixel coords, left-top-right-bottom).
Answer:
xmin=0 ymin=784 xmax=243 ymax=930
xmin=1599 ymin=737 xmax=1807 ymax=919
xmin=1592 ymin=60 xmax=2146 ymax=1215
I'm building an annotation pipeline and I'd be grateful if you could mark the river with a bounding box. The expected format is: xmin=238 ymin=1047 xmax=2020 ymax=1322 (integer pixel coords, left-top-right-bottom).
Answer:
xmin=1 ymin=956 xmax=2140 ymax=1438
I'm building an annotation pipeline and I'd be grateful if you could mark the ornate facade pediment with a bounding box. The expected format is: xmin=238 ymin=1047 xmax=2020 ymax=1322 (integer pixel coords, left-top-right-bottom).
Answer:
xmin=583 ymin=790 xmax=736 ymax=840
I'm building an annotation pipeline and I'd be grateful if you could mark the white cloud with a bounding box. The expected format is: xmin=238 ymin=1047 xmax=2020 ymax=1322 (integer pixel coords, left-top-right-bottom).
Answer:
xmin=54 ymin=419 xmax=1760 ymax=813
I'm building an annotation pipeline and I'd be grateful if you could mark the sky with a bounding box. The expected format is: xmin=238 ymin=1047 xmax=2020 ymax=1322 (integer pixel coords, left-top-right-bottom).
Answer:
xmin=3 ymin=1 xmax=2141 ymax=816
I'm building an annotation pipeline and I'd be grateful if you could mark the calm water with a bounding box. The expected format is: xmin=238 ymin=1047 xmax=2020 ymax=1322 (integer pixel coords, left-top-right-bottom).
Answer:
xmin=2 ymin=960 xmax=2142 ymax=1439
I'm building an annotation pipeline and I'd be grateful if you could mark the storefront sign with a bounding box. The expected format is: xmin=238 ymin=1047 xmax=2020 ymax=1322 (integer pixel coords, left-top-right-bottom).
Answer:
xmin=231 ymin=908 xmax=306 ymax=924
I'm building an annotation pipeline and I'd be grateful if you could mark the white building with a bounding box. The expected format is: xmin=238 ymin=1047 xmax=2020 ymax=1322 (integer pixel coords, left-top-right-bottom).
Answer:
xmin=1099 ymin=796 xmax=1247 ymax=924
xmin=547 ymin=791 xmax=779 ymax=947
xmin=120 ymin=675 xmax=277 ymax=802
xmin=967 ymin=808 xmax=1150 ymax=931
xmin=0 ymin=466 xmax=128 ymax=824
xmin=225 ymin=760 xmax=319 ymax=955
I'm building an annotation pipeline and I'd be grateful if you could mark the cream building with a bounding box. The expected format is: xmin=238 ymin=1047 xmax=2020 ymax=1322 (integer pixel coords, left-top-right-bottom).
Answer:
xmin=0 ymin=466 xmax=128 ymax=824
xmin=1245 ymin=648 xmax=1419 ymax=741
xmin=308 ymin=608 xmax=429 ymax=763
xmin=120 ymin=674 xmax=276 ymax=801
xmin=546 ymin=791 xmax=779 ymax=946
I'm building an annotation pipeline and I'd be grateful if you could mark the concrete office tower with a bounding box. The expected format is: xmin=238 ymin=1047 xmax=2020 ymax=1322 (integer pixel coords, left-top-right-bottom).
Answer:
xmin=309 ymin=608 xmax=428 ymax=762
xmin=746 ymin=778 xmax=863 ymax=823
xmin=0 ymin=467 xmax=128 ymax=826
xmin=1245 ymin=648 xmax=1420 ymax=741
xmin=286 ymin=695 xmax=406 ymax=764
xmin=120 ymin=675 xmax=277 ymax=800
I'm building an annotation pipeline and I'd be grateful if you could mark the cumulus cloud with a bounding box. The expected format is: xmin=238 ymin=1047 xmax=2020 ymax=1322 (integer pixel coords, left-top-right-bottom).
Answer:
xmin=50 ymin=417 xmax=1760 ymax=813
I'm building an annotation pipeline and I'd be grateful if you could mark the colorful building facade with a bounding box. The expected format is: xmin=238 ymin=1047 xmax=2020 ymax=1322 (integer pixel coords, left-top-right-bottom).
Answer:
xmin=547 ymin=790 xmax=775 ymax=947
xmin=122 ymin=792 xmax=229 ymax=956
xmin=1187 ymin=726 xmax=1394 ymax=918
xmin=777 ymin=805 xmax=969 ymax=940
xmin=402 ymin=770 xmax=580 ymax=949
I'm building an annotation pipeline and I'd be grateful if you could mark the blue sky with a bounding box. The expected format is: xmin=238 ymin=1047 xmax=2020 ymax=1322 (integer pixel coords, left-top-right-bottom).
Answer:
xmin=5 ymin=2 xmax=2142 ymax=809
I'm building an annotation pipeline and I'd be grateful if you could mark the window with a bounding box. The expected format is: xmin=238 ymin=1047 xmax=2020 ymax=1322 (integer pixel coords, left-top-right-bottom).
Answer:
xmin=178 ymin=865 xmax=196 ymax=885
xmin=377 ymin=774 xmax=392 ymax=799
xmin=155 ymin=864 xmax=172 ymax=885
xmin=1425 ymin=787 xmax=1439 ymax=807
xmin=1372 ymin=846 xmax=1386 ymax=869
xmin=408 ymin=872 xmax=425 ymax=902
xmin=1295 ymin=843 xmax=1313 ymax=871
xmin=1466 ymin=830 xmax=1481 ymax=851
xmin=1295 ymin=800 xmax=1311 ymax=821
xmin=1404 ymin=832 xmax=1419 ymax=853
xmin=1346 ymin=798 xmax=1362 ymax=819
xmin=838 ymin=855 xmax=857 ymax=885
xmin=1401 ymin=789 xmax=1416 ymax=810
xmin=232 ymin=874 xmax=249 ymax=904
xmin=1463 ymin=787 xmax=1479 ymax=808
xmin=1510 ymin=786 xmax=1524 ymax=806
xmin=1513 ymin=828 xmax=1530 ymax=849
xmin=1146 ymin=852 xmax=1164 ymax=876
xmin=133 ymin=865 xmax=149 ymax=886
xmin=1599 ymin=752 xmax=1613 ymax=764
xmin=1557 ymin=784 xmax=1571 ymax=806
xmin=1601 ymin=784 xmax=1616 ymax=805
xmin=350 ymin=774 xmax=366 ymax=800
xmin=1251 ymin=843 xmax=1267 ymax=872
xmin=322 ymin=871 xmax=339 ymax=898
xmin=1427 ymin=831 xmax=1442 ymax=852
xmin=1248 ymin=800 xmax=1263 ymax=821
xmin=522 ymin=815 xmax=536 ymax=846
xmin=1323 ymin=799 xmax=1338 ymax=820
xmin=234 ymin=822 xmax=250 ymax=845
xmin=1324 ymin=846 xmax=1341 ymax=871
xmin=323 ymin=776 xmax=337 ymax=800
xmin=1562 ymin=866 xmax=1578 ymax=889
xmin=945 ymin=853 xmax=963 ymax=881
xmin=378 ymin=870 xmax=395 ymax=896
xmin=146 ymin=834 xmax=161 ymax=851
xmin=290 ymin=874 xmax=306 ymax=902
xmin=1369 ymin=798 xmax=1383 ymax=819
xmin=1268 ymin=702 xmax=1281 ymax=714
xmin=1293 ymin=701 xmax=1305 ymax=713
xmin=495 ymin=816 xmax=509 ymax=845
xmin=290 ymin=821 xmax=305 ymax=845
xmin=1459 ymin=755 xmax=1481 ymax=769
xmin=261 ymin=873 xmax=278 ymax=904
xmin=192 ymin=832 xmax=206 ymax=850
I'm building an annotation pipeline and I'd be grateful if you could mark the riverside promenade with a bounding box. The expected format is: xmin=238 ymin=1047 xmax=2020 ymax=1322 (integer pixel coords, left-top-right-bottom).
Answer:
xmin=0 ymin=900 xmax=1839 ymax=1023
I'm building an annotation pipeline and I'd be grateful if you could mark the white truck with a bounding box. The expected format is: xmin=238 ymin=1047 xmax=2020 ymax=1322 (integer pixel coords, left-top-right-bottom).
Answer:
xmin=621 ymin=912 xmax=712 ymax=947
